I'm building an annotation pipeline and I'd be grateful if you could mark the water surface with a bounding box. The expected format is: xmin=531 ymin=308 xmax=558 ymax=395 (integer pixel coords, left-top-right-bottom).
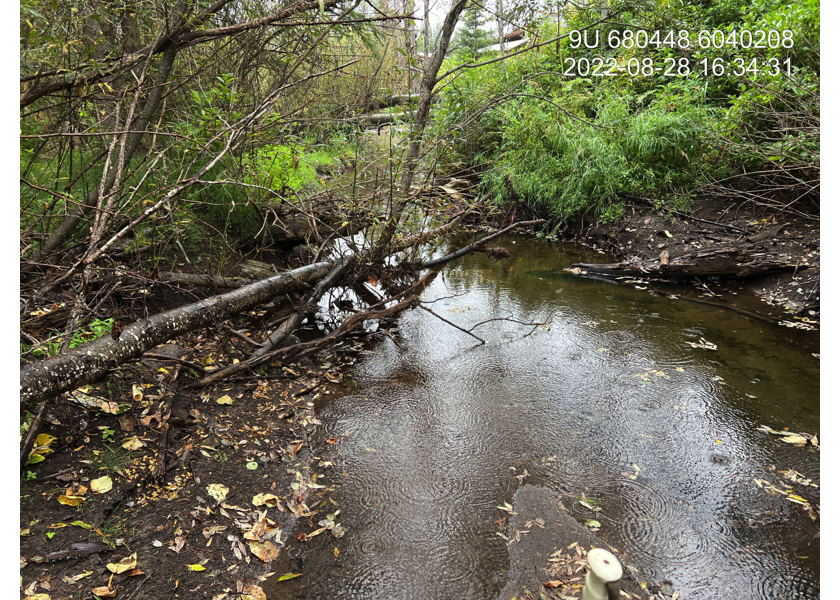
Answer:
xmin=267 ymin=234 xmax=819 ymax=600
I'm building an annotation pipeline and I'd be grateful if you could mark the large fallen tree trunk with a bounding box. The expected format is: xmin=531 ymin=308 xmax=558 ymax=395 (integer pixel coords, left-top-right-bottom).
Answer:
xmin=20 ymin=261 xmax=334 ymax=406
xmin=268 ymin=218 xmax=367 ymax=244
xmin=191 ymin=271 xmax=437 ymax=388
xmin=158 ymin=272 xmax=258 ymax=289
xmin=365 ymin=94 xmax=419 ymax=111
xmin=356 ymin=112 xmax=407 ymax=126
xmin=569 ymin=244 xmax=798 ymax=280
xmin=251 ymin=255 xmax=353 ymax=358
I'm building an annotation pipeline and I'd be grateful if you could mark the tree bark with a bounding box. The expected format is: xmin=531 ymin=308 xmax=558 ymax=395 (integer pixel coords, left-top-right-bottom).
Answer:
xmin=366 ymin=94 xmax=419 ymax=111
xmin=251 ymin=255 xmax=353 ymax=358
xmin=569 ymin=245 xmax=798 ymax=280
xmin=356 ymin=112 xmax=408 ymax=125
xmin=20 ymin=261 xmax=334 ymax=406
xmin=422 ymin=219 xmax=545 ymax=268
xmin=158 ymin=272 xmax=258 ymax=289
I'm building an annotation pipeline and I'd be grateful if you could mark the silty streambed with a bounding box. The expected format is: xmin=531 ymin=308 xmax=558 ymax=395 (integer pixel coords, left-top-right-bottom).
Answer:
xmin=265 ymin=233 xmax=819 ymax=600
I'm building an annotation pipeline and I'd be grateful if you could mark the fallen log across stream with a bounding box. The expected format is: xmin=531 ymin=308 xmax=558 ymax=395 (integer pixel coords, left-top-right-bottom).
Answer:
xmin=20 ymin=261 xmax=335 ymax=406
xmin=569 ymin=244 xmax=800 ymax=280
xmin=20 ymin=219 xmax=544 ymax=406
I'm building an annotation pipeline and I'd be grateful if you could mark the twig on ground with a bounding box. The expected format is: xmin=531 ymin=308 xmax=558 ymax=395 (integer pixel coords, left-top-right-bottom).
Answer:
xmin=141 ymin=352 xmax=207 ymax=374
xmin=20 ymin=398 xmax=52 ymax=471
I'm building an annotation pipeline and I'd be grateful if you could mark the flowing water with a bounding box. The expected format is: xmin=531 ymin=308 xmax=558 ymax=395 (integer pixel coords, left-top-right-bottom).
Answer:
xmin=266 ymin=233 xmax=819 ymax=600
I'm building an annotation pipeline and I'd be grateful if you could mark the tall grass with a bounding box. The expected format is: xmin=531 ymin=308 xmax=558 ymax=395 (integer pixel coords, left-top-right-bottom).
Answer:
xmin=478 ymin=87 xmax=715 ymax=222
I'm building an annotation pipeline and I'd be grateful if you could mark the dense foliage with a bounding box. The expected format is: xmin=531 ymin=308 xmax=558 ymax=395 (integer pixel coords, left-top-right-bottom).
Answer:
xmin=433 ymin=0 xmax=820 ymax=222
xmin=20 ymin=0 xmax=405 ymax=262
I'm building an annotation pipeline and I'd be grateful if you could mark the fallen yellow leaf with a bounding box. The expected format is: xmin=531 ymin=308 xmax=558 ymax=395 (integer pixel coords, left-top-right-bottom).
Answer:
xmin=122 ymin=436 xmax=145 ymax=451
xmin=252 ymin=493 xmax=279 ymax=507
xmin=61 ymin=570 xmax=93 ymax=583
xmin=34 ymin=433 xmax=57 ymax=447
xmin=241 ymin=584 xmax=267 ymax=600
xmin=207 ymin=483 xmax=229 ymax=503
xmin=186 ymin=563 xmax=206 ymax=572
xmin=91 ymin=476 xmax=113 ymax=494
xmin=249 ymin=540 xmax=280 ymax=563
xmin=216 ymin=394 xmax=233 ymax=405
xmin=58 ymin=494 xmax=86 ymax=506
xmin=107 ymin=553 xmax=137 ymax=574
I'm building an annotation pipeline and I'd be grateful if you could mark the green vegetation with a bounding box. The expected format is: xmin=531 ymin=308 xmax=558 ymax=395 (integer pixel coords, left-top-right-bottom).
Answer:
xmin=433 ymin=0 xmax=819 ymax=223
xmin=93 ymin=446 xmax=131 ymax=476
xmin=21 ymin=318 xmax=114 ymax=360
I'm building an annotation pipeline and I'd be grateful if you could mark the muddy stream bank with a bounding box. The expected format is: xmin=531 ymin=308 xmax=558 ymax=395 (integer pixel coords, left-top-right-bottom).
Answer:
xmin=263 ymin=233 xmax=819 ymax=600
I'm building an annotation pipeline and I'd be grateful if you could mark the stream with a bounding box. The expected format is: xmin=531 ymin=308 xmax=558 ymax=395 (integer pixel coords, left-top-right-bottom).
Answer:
xmin=265 ymin=233 xmax=819 ymax=600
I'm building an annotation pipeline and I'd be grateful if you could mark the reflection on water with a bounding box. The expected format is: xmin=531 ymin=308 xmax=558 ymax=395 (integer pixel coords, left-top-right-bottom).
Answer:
xmin=266 ymin=234 xmax=819 ymax=600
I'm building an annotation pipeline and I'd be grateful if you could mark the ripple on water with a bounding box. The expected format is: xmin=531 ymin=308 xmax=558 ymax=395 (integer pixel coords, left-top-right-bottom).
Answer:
xmin=571 ymin=473 xmax=675 ymax=526
xmin=602 ymin=329 xmax=636 ymax=348
xmin=342 ymin=468 xmax=415 ymax=512
xmin=752 ymin=562 xmax=818 ymax=599
xmin=282 ymin=237 xmax=819 ymax=600
xmin=340 ymin=517 xmax=500 ymax=600
xmin=570 ymin=472 xmax=716 ymax=571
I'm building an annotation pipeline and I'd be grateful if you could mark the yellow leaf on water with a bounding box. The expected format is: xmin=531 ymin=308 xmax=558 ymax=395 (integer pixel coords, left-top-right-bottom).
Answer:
xmin=91 ymin=476 xmax=113 ymax=494
xmin=107 ymin=553 xmax=137 ymax=574
xmin=781 ymin=435 xmax=808 ymax=447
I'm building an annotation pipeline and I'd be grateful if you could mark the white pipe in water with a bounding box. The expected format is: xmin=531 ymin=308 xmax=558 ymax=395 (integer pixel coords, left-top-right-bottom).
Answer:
xmin=582 ymin=548 xmax=623 ymax=600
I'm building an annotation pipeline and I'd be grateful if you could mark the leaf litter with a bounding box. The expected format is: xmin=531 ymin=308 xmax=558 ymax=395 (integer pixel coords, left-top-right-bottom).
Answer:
xmin=19 ymin=323 xmax=366 ymax=600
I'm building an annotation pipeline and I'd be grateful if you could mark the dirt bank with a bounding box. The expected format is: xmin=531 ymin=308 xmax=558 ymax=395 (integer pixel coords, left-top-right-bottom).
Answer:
xmin=20 ymin=327 xmax=360 ymax=600
xmin=572 ymin=196 xmax=819 ymax=323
